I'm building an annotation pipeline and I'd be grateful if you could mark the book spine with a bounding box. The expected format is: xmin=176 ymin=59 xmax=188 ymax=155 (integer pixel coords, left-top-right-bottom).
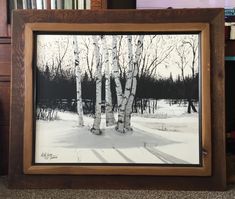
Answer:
xmin=85 ymin=0 xmax=90 ymax=9
xmin=17 ymin=0 xmax=23 ymax=9
xmin=78 ymin=0 xmax=84 ymax=9
xmin=65 ymin=0 xmax=72 ymax=9
xmin=43 ymin=0 xmax=47 ymax=9
xmin=31 ymin=0 xmax=36 ymax=9
xmin=230 ymin=26 xmax=235 ymax=40
xmin=74 ymin=0 xmax=77 ymax=9
xmin=22 ymin=0 xmax=27 ymax=9
xmin=27 ymin=0 xmax=32 ymax=9
xmin=36 ymin=0 xmax=43 ymax=9
xmin=57 ymin=0 xmax=62 ymax=9
xmin=13 ymin=0 xmax=18 ymax=9
xmin=47 ymin=0 xmax=51 ymax=9
xmin=72 ymin=0 xmax=75 ymax=9
xmin=51 ymin=0 xmax=55 ymax=9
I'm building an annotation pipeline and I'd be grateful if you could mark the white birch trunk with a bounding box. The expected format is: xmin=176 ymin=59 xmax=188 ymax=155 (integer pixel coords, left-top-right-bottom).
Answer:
xmin=116 ymin=35 xmax=134 ymax=133
xmin=73 ymin=36 xmax=84 ymax=127
xmin=91 ymin=36 xmax=102 ymax=135
xmin=125 ymin=35 xmax=144 ymax=130
xmin=102 ymin=36 xmax=116 ymax=126
xmin=112 ymin=36 xmax=123 ymax=110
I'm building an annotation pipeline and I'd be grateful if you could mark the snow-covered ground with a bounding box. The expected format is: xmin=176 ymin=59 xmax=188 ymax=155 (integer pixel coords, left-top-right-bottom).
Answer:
xmin=35 ymin=100 xmax=200 ymax=165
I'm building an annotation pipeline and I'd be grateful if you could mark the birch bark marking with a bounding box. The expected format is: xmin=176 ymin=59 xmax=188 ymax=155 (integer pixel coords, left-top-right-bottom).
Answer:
xmin=73 ymin=36 xmax=84 ymax=126
xmin=125 ymin=35 xmax=144 ymax=130
xmin=116 ymin=35 xmax=134 ymax=133
xmin=112 ymin=36 xmax=123 ymax=110
xmin=102 ymin=36 xmax=116 ymax=126
xmin=91 ymin=35 xmax=102 ymax=135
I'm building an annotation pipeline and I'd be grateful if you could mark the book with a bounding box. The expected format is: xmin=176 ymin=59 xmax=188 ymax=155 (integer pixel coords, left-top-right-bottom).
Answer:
xmin=64 ymin=0 xmax=72 ymax=9
xmin=43 ymin=0 xmax=47 ymax=9
xmin=47 ymin=0 xmax=51 ymax=9
xmin=13 ymin=0 xmax=18 ymax=9
xmin=51 ymin=0 xmax=56 ymax=9
xmin=57 ymin=0 xmax=63 ymax=9
xmin=31 ymin=0 xmax=36 ymax=9
xmin=27 ymin=0 xmax=32 ymax=9
xmin=85 ymin=0 xmax=90 ymax=9
xmin=36 ymin=0 xmax=43 ymax=9
xmin=17 ymin=0 xmax=23 ymax=9
xmin=74 ymin=0 xmax=78 ymax=9
xmin=22 ymin=0 xmax=27 ymax=9
xmin=231 ymin=26 xmax=235 ymax=40
xmin=78 ymin=0 xmax=84 ymax=9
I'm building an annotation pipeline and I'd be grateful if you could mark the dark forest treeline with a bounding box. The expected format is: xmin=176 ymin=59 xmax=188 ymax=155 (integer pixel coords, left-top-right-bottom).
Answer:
xmin=36 ymin=66 xmax=198 ymax=115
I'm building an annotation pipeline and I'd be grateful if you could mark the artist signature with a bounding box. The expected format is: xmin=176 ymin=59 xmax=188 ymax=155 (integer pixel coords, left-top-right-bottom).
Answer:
xmin=41 ymin=152 xmax=58 ymax=160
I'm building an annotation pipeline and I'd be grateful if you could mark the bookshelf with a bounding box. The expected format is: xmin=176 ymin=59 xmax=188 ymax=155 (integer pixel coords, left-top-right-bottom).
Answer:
xmin=0 ymin=0 xmax=104 ymax=175
xmin=225 ymin=9 xmax=235 ymax=184
xmin=0 ymin=0 xmax=11 ymax=175
xmin=0 ymin=0 xmax=134 ymax=176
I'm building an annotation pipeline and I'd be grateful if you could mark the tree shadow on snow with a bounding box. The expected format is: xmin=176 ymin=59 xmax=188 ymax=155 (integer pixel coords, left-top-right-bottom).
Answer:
xmin=53 ymin=125 xmax=181 ymax=149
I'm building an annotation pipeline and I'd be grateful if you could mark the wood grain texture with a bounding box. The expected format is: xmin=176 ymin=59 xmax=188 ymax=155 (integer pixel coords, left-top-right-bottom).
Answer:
xmin=0 ymin=43 xmax=11 ymax=80
xmin=91 ymin=0 xmax=105 ymax=10
xmin=9 ymin=9 xmax=225 ymax=190
xmin=0 ymin=0 xmax=8 ymax=37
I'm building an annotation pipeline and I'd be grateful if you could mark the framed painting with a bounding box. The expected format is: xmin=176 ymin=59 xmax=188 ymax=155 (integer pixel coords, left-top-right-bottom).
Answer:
xmin=9 ymin=9 xmax=226 ymax=190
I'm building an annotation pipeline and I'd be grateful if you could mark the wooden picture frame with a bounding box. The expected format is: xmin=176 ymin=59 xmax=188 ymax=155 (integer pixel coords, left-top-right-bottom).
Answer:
xmin=9 ymin=9 xmax=225 ymax=190
xmin=25 ymin=23 xmax=210 ymax=175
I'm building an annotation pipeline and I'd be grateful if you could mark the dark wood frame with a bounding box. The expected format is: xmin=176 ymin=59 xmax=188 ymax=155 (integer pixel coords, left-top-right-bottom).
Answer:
xmin=9 ymin=9 xmax=225 ymax=190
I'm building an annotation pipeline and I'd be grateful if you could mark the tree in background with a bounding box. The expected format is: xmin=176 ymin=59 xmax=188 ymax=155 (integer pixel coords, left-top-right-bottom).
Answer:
xmin=175 ymin=40 xmax=197 ymax=113
xmin=91 ymin=35 xmax=102 ymax=135
xmin=73 ymin=36 xmax=84 ymax=126
xmin=102 ymin=36 xmax=116 ymax=126
xmin=112 ymin=35 xmax=123 ymax=111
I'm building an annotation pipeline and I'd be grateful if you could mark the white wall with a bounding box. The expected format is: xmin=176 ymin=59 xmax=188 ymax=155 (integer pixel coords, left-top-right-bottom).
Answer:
xmin=137 ymin=0 xmax=235 ymax=9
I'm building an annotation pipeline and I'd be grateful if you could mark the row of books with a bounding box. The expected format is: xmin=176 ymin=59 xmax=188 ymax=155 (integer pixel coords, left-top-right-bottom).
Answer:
xmin=10 ymin=0 xmax=91 ymax=10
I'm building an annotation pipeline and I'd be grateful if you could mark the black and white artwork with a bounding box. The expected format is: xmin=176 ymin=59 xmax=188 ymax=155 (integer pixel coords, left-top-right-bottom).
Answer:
xmin=35 ymin=33 xmax=200 ymax=165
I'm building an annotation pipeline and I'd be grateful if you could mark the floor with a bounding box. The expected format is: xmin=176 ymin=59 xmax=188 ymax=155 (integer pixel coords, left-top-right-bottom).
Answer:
xmin=0 ymin=177 xmax=235 ymax=199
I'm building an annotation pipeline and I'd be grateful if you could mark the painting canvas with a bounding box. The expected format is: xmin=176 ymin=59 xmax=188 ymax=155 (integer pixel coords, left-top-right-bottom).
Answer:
xmin=35 ymin=33 xmax=200 ymax=165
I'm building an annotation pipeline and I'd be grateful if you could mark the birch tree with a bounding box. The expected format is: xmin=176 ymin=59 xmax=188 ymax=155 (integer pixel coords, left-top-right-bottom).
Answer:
xmin=116 ymin=35 xmax=144 ymax=133
xmin=175 ymin=42 xmax=197 ymax=113
xmin=82 ymin=37 xmax=95 ymax=79
xmin=175 ymin=44 xmax=189 ymax=82
xmin=102 ymin=36 xmax=116 ymax=126
xmin=125 ymin=35 xmax=144 ymax=131
xmin=91 ymin=36 xmax=102 ymax=135
xmin=182 ymin=36 xmax=198 ymax=79
xmin=112 ymin=36 xmax=123 ymax=109
xmin=116 ymin=35 xmax=134 ymax=132
xmin=182 ymin=36 xmax=198 ymax=113
xmin=73 ymin=36 xmax=84 ymax=127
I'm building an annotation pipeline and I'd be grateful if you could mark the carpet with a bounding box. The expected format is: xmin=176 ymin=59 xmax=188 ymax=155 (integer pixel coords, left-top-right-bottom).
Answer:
xmin=1 ymin=176 xmax=235 ymax=199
